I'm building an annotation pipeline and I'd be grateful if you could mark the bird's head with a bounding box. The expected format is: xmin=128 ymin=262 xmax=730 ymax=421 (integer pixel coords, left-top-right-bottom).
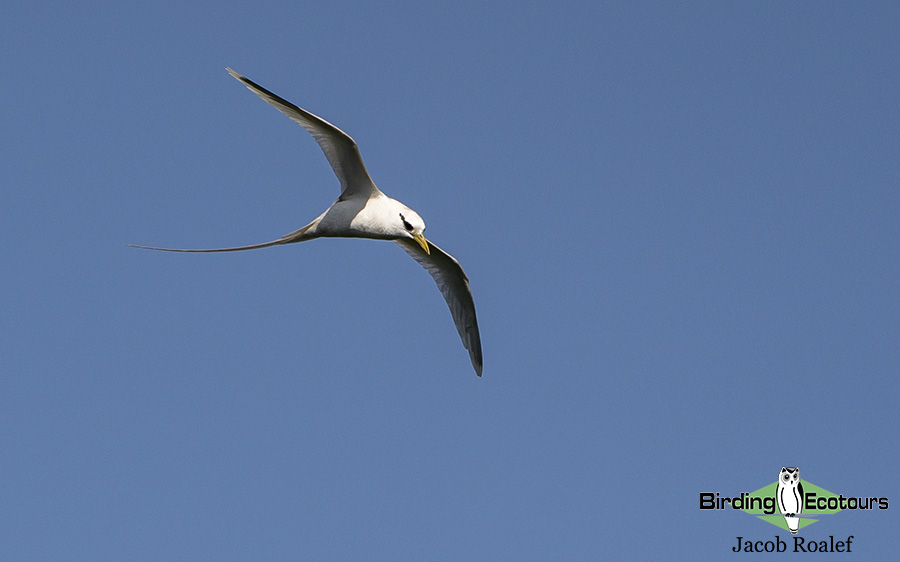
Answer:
xmin=398 ymin=209 xmax=429 ymax=255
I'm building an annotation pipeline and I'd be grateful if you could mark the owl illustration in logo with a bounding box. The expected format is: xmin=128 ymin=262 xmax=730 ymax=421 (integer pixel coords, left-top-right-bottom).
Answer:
xmin=776 ymin=467 xmax=804 ymax=534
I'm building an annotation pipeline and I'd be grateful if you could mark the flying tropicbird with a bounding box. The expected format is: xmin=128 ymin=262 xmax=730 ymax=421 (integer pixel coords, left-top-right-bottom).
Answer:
xmin=130 ymin=68 xmax=482 ymax=376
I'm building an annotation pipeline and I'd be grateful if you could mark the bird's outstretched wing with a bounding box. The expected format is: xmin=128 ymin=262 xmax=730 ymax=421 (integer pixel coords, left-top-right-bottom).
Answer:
xmin=226 ymin=68 xmax=380 ymax=201
xmin=395 ymin=238 xmax=483 ymax=376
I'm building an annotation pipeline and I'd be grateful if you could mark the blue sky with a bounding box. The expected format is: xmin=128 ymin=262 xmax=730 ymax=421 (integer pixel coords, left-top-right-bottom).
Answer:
xmin=3 ymin=1 xmax=899 ymax=559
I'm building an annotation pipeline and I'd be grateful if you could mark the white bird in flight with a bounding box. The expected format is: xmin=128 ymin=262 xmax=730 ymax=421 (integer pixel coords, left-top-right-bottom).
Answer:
xmin=130 ymin=68 xmax=482 ymax=376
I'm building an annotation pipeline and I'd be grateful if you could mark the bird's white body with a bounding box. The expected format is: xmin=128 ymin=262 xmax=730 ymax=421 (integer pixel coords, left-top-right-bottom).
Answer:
xmin=309 ymin=194 xmax=421 ymax=240
xmin=130 ymin=69 xmax=482 ymax=376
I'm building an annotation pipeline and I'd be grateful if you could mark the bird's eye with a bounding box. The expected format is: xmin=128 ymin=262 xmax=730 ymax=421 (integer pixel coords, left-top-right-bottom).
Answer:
xmin=400 ymin=213 xmax=413 ymax=231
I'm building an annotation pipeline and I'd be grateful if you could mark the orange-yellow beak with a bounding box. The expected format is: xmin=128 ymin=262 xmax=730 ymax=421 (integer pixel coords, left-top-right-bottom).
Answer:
xmin=412 ymin=232 xmax=430 ymax=255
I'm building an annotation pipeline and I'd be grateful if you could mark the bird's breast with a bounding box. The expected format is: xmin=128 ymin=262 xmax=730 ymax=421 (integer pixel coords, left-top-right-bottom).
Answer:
xmin=313 ymin=196 xmax=399 ymax=240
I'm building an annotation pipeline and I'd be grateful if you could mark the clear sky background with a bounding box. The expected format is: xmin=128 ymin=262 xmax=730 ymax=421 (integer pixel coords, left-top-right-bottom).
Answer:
xmin=2 ymin=1 xmax=898 ymax=560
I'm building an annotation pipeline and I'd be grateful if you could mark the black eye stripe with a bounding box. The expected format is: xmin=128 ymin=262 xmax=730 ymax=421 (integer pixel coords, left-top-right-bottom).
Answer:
xmin=400 ymin=213 xmax=413 ymax=231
